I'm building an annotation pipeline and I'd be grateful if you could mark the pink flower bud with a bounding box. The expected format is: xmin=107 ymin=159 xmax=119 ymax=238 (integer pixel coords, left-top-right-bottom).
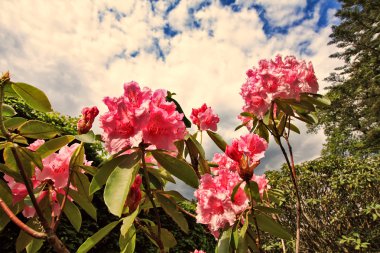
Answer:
xmin=125 ymin=175 xmax=142 ymax=213
xmin=77 ymin=106 xmax=99 ymax=134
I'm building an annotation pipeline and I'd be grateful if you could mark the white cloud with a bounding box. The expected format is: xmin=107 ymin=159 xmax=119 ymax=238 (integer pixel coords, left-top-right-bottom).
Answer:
xmin=0 ymin=0 xmax=341 ymax=173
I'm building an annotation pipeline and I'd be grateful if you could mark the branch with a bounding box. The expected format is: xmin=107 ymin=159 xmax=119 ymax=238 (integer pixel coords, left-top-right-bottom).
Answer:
xmin=0 ymin=197 xmax=47 ymax=239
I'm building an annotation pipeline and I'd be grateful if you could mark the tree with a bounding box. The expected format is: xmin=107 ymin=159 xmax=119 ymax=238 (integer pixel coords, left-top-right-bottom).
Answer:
xmin=311 ymin=0 xmax=380 ymax=156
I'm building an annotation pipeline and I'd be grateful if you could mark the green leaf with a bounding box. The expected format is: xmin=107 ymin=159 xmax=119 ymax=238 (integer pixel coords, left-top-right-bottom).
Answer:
xmin=0 ymin=202 xmax=23 ymax=232
xmin=0 ymin=162 xmax=21 ymax=182
xmin=0 ymin=179 xmax=13 ymax=205
xmin=11 ymin=82 xmax=52 ymax=112
xmin=207 ymin=130 xmax=227 ymax=152
xmin=186 ymin=134 xmax=205 ymax=159
xmin=76 ymin=220 xmax=121 ymax=253
xmin=3 ymin=82 xmax=19 ymax=98
xmin=58 ymin=195 xmax=82 ymax=232
xmin=151 ymin=150 xmax=199 ymax=188
xmin=285 ymin=121 xmax=300 ymax=134
xmin=4 ymin=147 xmax=34 ymax=179
xmin=275 ymin=100 xmax=294 ymax=116
xmin=3 ymin=117 xmax=27 ymax=130
xmin=262 ymin=111 xmax=271 ymax=125
xmin=16 ymin=218 xmax=44 ymax=253
xmin=160 ymin=190 xmax=187 ymax=202
xmin=301 ymin=93 xmax=331 ymax=107
xmin=75 ymin=131 xmax=96 ymax=143
xmin=36 ymin=135 xmax=75 ymax=158
xmin=254 ymin=213 xmax=292 ymax=240
xmin=68 ymin=189 xmax=97 ymax=221
xmin=158 ymin=228 xmax=177 ymax=250
xmin=156 ymin=192 xmax=189 ymax=233
xmin=240 ymin=112 xmax=254 ymax=118
xmin=104 ymin=163 xmax=140 ymax=217
xmin=26 ymin=238 xmax=44 ymax=253
xmin=18 ymin=147 xmax=43 ymax=171
xmin=255 ymin=123 xmax=269 ymax=143
xmin=120 ymin=225 xmax=136 ymax=253
xmin=69 ymin=143 xmax=85 ymax=169
xmin=79 ymin=165 xmax=97 ymax=176
xmin=89 ymin=152 xmax=141 ymax=195
xmin=2 ymin=104 xmax=16 ymax=117
xmin=72 ymin=172 xmax=91 ymax=201
xmin=120 ymin=208 xmax=139 ymax=236
xmin=18 ymin=120 xmax=59 ymax=139
xmin=217 ymin=227 xmax=232 ymax=253
xmin=147 ymin=167 xmax=175 ymax=184
xmin=254 ymin=206 xmax=282 ymax=214
xmin=245 ymin=181 xmax=261 ymax=203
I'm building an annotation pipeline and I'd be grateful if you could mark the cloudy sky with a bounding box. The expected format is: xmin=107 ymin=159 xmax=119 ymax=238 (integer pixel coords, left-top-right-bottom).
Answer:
xmin=0 ymin=0 xmax=342 ymax=183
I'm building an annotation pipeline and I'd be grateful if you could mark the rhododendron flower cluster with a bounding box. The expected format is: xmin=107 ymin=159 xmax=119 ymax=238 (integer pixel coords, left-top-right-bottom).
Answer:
xmin=4 ymin=140 xmax=92 ymax=218
xmin=194 ymin=168 xmax=249 ymax=237
xmin=190 ymin=103 xmax=220 ymax=131
xmin=77 ymin=106 xmax=99 ymax=134
xmin=241 ymin=55 xmax=318 ymax=118
xmin=100 ymin=81 xmax=186 ymax=153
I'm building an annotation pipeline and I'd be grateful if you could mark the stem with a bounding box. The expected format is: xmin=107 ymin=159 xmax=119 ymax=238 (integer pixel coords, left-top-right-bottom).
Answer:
xmin=270 ymin=108 xmax=301 ymax=253
xmin=53 ymin=168 xmax=74 ymax=231
xmin=141 ymin=148 xmax=164 ymax=253
xmin=176 ymin=204 xmax=196 ymax=219
xmin=247 ymin=180 xmax=263 ymax=253
xmin=11 ymin=146 xmax=70 ymax=253
xmin=0 ymin=197 xmax=47 ymax=239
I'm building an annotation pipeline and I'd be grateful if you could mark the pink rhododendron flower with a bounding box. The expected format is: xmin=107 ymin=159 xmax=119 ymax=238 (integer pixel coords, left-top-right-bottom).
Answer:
xmin=100 ymin=82 xmax=186 ymax=153
xmin=4 ymin=140 xmax=92 ymax=218
xmin=194 ymin=168 xmax=249 ymax=237
xmin=125 ymin=175 xmax=142 ymax=213
xmin=226 ymin=133 xmax=268 ymax=163
xmin=241 ymin=55 xmax=318 ymax=118
xmin=190 ymin=103 xmax=220 ymax=131
xmin=77 ymin=106 xmax=99 ymax=134
xmin=192 ymin=250 xmax=206 ymax=253
xmin=211 ymin=153 xmax=239 ymax=174
xmin=225 ymin=133 xmax=268 ymax=180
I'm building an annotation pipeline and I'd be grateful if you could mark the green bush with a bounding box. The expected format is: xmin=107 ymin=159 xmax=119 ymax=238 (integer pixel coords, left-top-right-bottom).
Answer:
xmin=265 ymin=155 xmax=380 ymax=252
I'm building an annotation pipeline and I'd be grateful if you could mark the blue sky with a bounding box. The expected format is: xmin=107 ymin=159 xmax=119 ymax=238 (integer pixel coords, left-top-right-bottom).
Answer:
xmin=0 ymin=0 xmax=342 ymax=196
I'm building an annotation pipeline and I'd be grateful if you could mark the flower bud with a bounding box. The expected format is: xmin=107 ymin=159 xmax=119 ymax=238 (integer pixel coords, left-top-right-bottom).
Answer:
xmin=125 ymin=175 xmax=142 ymax=213
xmin=77 ymin=106 xmax=99 ymax=134
xmin=238 ymin=160 xmax=260 ymax=181
xmin=225 ymin=142 xmax=242 ymax=162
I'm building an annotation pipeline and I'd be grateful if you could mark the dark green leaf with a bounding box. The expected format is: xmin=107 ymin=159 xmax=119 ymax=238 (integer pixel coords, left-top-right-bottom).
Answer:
xmin=76 ymin=220 xmax=121 ymax=253
xmin=255 ymin=213 xmax=292 ymax=240
xmin=58 ymin=195 xmax=82 ymax=232
xmin=217 ymin=227 xmax=232 ymax=253
xmin=275 ymin=100 xmax=294 ymax=116
xmin=0 ymin=179 xmax=13 ymax=205
xmin=147 ymin=167 xmax=175 ymax=184
xmin=12 ymin=82 xmax=52 ymax=112
xmin=68 ymin=189 xmax=97 ymax=221
xmin=151 ymin=150 xmax=199 ymax=188
xmin=120 ymin=208 xmax=139 ymax=236
xmin=26 ymin=238 xmax=44 ymax=253
xmin=156 ymin=192 xmax=189 ymax=233
xmin=18 ymin=120 xmax=59 ymax=139
xmin=206 ymin=130 xmax=227 ymax=152
xmin=254 ymin=205 xmax=282 ymax=214
xmin=0 ymin=202 xmax=23 ymax=232
xmin=16 ymin=218 xmax=44 ymax=253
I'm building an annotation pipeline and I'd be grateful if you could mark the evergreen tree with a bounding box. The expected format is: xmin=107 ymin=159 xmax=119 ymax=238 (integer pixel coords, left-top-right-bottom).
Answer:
xmin=311 ymin=0 xmax=380 ymax=156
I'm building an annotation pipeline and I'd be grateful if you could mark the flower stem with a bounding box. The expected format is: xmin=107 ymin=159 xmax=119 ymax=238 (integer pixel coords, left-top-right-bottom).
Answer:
xmin=0 ymin=197 xmax=47 ymax=239
xmin=141 ymin=148 xmax=164 ymax=252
